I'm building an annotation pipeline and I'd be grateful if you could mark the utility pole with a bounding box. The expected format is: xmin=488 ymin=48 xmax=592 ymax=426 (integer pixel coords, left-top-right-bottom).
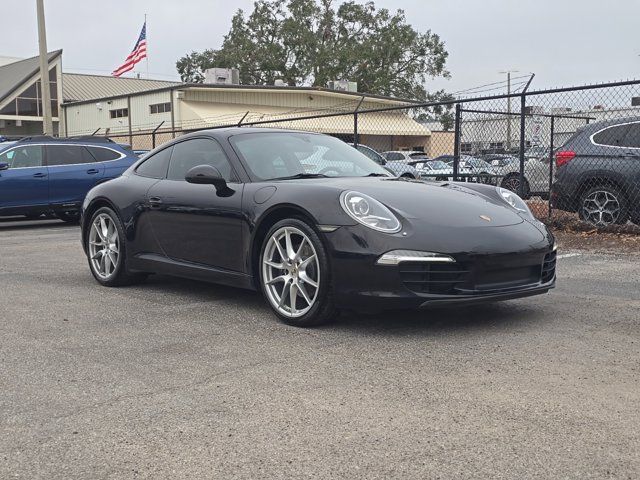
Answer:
xmin=500 ymin=70 xmax=519 ymax=151
xmin=36 ymin=0 xmax=53 ymax=135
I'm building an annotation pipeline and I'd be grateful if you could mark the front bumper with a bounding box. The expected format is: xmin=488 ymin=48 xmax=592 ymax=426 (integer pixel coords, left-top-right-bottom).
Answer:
xmin=323 ymin=221 xmax=556 ymax=312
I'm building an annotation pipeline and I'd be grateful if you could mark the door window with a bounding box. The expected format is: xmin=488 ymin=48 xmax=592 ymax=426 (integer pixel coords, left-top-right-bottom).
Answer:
xmin=621 ymin=123 xmax=640 ymax=148
xmin=592 ymin=124 xmax=632 ymax=147
xmin=0 ymin=145 xmax=44 ymax=168
xmin=46 ymin=145 xmax=95 ymax=166
xmin=167 ymin=138 xmax=235 ymax=182
xmin=385 ymin=152 xmax=405 ymax=161
xmin=135 ymin=146 xmax=172 ymax=179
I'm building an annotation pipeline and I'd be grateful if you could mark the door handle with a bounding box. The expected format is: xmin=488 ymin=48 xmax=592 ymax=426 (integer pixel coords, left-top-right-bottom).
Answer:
xmin=87 ymin=168 xmax=99 ymax=174
xmin=33 ymin=172 xmax=47 ymax=178
xmin=148 ymin=196 xmax=163 ymax=207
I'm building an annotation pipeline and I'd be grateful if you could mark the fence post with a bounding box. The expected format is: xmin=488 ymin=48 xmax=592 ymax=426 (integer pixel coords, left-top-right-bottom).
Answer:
xmin=518 ymin=94 xmax=527 ymax=198
xmin=151 ymin=121 xmax=165 ymax=149
xmin=453 ymin=103 xmax=462 ymax=181
xmin=353 ymin=96 xmax=365 ymax=147
xmin=548 ymin=115 xmax=555 ymax=218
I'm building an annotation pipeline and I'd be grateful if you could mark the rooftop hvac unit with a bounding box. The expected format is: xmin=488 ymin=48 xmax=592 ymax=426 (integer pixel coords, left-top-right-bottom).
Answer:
xmin=326 ymin=80 xmax=358 ymax=92
xmin=203 ymin=68 xmax=240 ymax=85
xmin=274 ymin=79 xmax=286 ymax=87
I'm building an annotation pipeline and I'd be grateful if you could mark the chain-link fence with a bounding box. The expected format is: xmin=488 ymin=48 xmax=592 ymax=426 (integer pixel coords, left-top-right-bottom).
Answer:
xmin=85 ymin=79 xmax=640 ymax=233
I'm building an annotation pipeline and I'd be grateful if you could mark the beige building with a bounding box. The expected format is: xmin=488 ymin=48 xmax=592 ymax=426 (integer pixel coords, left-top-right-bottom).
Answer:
xmin=61 ymin=80 xmax=431 ymax=150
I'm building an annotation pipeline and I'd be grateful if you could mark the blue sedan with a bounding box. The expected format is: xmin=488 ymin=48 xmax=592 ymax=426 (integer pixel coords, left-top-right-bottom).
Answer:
xmin=0 ymin=137 xmax=138 ymax=222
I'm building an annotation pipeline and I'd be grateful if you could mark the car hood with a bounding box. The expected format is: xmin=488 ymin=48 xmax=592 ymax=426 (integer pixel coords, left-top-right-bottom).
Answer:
xmin=283 ymin=177 xmax=525 ymax=228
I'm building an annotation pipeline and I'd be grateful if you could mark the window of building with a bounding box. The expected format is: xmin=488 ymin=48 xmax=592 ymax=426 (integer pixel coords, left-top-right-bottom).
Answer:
xmin=461 ymin=143 xmax=472 ymax=153
xmin=0 ymin=65 xmax=58 ymax=118
xmin=110 ymin=108 xmax=129 ymax=119
xmin=149 ymin=102 xmax=171 ymax=114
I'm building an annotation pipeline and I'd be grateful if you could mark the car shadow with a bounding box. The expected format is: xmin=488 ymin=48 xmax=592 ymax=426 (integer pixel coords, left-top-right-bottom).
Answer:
xmin=0 ymin=217 xmax=72 ymax=231
xmin=331 ymin=302 xmax=544 ymax=335
xmin=140 ymin=275 xmax=543 ymax=335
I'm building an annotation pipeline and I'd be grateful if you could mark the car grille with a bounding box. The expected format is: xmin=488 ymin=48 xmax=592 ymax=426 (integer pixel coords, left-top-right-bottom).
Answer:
xmin=399 ymin=263 xmax=471 ymax=294
xmin=400 ymin=251 xmax=556 ymax=295
xmin=541 ymin=250 xmax=556 ymax=283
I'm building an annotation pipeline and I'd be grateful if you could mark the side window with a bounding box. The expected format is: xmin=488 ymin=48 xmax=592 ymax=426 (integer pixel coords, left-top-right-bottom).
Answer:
xmin=87 ymin=146 xmax=121 ymax=162
xmin=621 ymin=123 xmax=640 ymax=148
xmin=46 ymin=145 xmax=94 ymax=166
xmin=592 ymin=124 xmax=632 ymax=147
xmin=135 ymin=146 xmax=172 ymax=179
xmin=358 ymin=146 xmax=383 ymax=164
xmin=386 ymin=152 xmax=404 ymax=161
xmin=0 ymin=145 xmax=43 ymax=168
xmin=167 ymin=138 xmax=235 ymax=182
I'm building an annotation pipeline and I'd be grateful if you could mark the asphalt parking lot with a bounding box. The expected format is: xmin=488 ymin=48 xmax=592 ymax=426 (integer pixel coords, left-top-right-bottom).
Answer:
xmin=1 ymin=219 xmax=639 ymax=479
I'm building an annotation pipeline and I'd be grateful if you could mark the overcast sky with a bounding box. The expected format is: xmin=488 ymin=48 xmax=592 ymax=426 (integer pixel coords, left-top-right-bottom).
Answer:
xmin=5 ymin=0 xmax=640 ymax=95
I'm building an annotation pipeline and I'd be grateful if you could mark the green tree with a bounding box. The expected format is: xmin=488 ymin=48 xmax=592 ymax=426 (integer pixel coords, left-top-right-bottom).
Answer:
xmin=176 ymin=0 xmax=449 ymax=101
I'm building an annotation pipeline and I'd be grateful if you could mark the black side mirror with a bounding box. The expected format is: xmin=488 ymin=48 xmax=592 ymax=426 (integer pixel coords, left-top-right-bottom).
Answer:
xmin=0 ymin=162 xmax=8 ymax=171
xmin=185 ymin=164 xmax=233 ymax=196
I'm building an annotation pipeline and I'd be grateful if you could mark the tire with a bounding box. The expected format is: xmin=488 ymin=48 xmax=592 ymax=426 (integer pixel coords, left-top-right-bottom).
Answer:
xmin=84 ymin=206 xmax=147 ymax=287
xmin=259 ymin=218 xmax=337 ymax=327
xmin=578 ymin=184 xmax=629 ymax=226
xmin=400 ymin=173 xmax=415 ymax=179
xmin=501 ymin=174 xmax=531 ymax=198
xmin=56 ymin=210 xmax=81 ymax=224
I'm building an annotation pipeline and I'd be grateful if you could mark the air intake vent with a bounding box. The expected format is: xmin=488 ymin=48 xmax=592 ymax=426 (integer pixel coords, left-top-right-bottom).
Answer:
xmin=400 ymin=262 xmax=470 ymax=294
xmin=542 ymin=250 xmax=556 ymax=283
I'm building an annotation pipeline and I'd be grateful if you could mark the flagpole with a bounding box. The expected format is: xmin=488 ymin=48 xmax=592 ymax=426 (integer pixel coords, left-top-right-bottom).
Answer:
xmin=145 ymin=14 xmax=149 ymax=79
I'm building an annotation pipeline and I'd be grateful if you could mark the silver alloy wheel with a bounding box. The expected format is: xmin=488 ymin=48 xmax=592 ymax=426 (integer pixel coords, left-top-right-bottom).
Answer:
xmin=503 ymin=176 xmax=521 ymax=193
xmin=581 ymin=190 xmax=620 ymax=226
xmin=88 ymin=213 xmax=120 ymax=279
xmin=262 ymin=226 xmax=320 ymax=318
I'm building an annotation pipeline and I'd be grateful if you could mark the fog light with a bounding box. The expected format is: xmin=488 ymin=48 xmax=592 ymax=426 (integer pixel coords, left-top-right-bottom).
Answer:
xmin=376 ymin=250 xmax=455 ymax=265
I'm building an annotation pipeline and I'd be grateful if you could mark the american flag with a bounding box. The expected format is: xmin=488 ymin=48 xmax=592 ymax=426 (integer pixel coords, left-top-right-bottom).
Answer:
xmin=112 ymin=22 xmax=147 ymax=77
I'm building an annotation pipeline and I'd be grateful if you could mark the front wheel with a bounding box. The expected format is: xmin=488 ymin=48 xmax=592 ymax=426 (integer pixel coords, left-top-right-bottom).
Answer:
xmin=85 ymin=207 xmax=147 ymax=287
xmin=259 ymin=219 xmax=337 ymax=327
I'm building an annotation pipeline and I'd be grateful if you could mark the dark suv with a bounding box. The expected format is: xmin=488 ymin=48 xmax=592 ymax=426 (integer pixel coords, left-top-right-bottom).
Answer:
xmin=551 ymin=117 xmax=640 ymax=226
xmin=0 ymin=136 xmax=137 ymax=222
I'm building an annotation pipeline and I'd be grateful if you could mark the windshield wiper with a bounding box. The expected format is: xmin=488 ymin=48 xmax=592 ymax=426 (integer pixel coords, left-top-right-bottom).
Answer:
xmin=365 ymin=172 xmax=389 ymax=177
xmin=272 ymin=173 xmax=329 ymax=180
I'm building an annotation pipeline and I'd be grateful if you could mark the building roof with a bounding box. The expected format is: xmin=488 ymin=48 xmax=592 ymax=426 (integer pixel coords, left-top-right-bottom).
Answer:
xmin=62 ymin=73 xmax=180 ymax=102
xmin=0 ymin=50 xmax=62 ymax=104
xmin=62 ymin=81 xmax=421 ymax=107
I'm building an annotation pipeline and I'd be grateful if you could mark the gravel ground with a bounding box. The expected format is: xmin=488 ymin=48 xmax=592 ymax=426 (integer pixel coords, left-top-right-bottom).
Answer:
xmin=0 ymin=219 xmax=638 ymax=479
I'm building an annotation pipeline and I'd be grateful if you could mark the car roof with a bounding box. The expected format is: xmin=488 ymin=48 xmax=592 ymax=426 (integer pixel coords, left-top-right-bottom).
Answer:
xmin=12 ymin=135 xmax=122 ymax=146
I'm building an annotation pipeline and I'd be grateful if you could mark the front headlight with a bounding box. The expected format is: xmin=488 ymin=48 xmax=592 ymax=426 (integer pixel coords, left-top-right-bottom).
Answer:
xmin=340 ymin=191 xmax=401 ymax=233
xmin=496 ymin=186 xmax=533 ymax=217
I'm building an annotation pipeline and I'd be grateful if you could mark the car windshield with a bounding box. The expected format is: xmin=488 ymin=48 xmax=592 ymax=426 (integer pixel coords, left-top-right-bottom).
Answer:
xmin=230 ymin=132 xmax=389 ymax=180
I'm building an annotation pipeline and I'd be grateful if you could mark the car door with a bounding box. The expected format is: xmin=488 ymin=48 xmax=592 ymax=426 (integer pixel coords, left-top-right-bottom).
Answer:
xmin=146 ymin=137 xmax=244 ymax=272
xmin=0 ymin=145 xmax=48 ymax=214
xmin=46 ymin=144 xmax=105 ymax=207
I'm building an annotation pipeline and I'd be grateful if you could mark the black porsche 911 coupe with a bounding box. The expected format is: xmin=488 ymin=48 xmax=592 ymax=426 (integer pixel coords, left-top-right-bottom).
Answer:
xmin=81 ymin=128 xmax=556 ymax=326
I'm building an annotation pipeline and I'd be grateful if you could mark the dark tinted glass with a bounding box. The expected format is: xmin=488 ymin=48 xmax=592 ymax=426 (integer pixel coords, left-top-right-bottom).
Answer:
xmin=592 ymin=124 xmax=632 ymax=147
xmin=136 ymin=146 xmax=172 ymax=178
xmin=87 ymin=146 xmax=121 ymax=162
xmin=386 ymin=152 xmax=404 ymax=161
xmin=168 ymin=138 xmax=235 ymax=182
xmin=46 ymin=145 xmax=94 ymax=166
xmin=357 ymin=145 xmax=384 ymax=164
xmin=621 ymin=123 xmax=640 ymax=148
xmin=0 ymin=145 xmax=44 ymax=168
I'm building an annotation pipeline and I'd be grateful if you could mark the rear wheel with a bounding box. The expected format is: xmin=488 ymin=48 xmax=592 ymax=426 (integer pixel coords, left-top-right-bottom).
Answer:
xmin=501 ymin=174 xmax=531 ymax=198
xmin=578 ymin=185 xmax=629 ymax=226
xmin=259 ymin=218 xmax=337 ymax=327
xmin=85 ymin=207 xmax=147 ymax=286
